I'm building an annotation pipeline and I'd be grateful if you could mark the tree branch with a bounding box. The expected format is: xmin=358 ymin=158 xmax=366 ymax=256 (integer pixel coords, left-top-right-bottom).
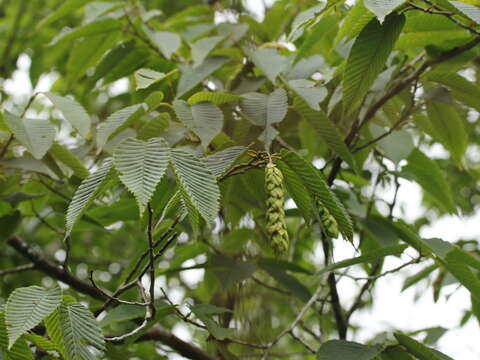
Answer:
xmin=7 ymin=236 xmax=216 ymax=360
xmin=327 ymin=35 xmax=480 ymax=184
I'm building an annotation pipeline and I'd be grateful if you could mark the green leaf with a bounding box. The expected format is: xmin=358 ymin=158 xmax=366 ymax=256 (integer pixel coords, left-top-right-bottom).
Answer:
xmin=170 ymin=149 xmax=220 ymax=224
xmin=144 ymin=30 xmax=181 ymax=59
xmin=66 ymin=32 xmax=119 ymax=86
xmin=137 ymin=113 xmax=170 ymax=140
xmin=190 ymin=303 xmax=234 ymax=340
xmin=188 ymin=92 xmax=242 ymax=105
xmin=191 ymin=36 xmax=225 ymax=66
xmin=425 ymin=99 xmax=468 ymax=165
xmin=336 ymin=1 xmax=375 ymax=43
xmin=23 ymin=333 xmax=59 ymax=353
xmin=287 ymin=79 xmax=327 ymax=111
xmin=96 ymin=104 xmax=146 ymax=150
xmin=6 ymin=286 xmax=61 ymax=348
xmin=317 ymin=340 xmax=383 ymax=360
xmin=293 ymin=97 xmax=360 ymax=174
xmin=203 ymin=146 xmax=247 ymax=178
xmin=38 ymin=0 xmax=92 ymax=28
xmin=261 ymin=265 xmax=312 ymax=302
xmin=247 ymin=48 xmax=289 ymax=83
xmin=60 ymin=302 xmax=105 ymax=360
xmin=276 ymin=160 xmax=314 ymax=221
xmin=4 ymin=112 xmax=55 ymax=160
xmin=402 ymin=264 xmax=437 ymax=291
xmin=177 ymin=57 xmax=230 ymax=98
xmin=364 ymin=0 xmax=405 ymax=23
xmin=0 ymin=211 xmax=21 ymax=239
xmin=113 ymin=138 xmax=170 ymax=215
xmin=450 ymin=1 xmax=480 ymax=24
xmin=343 ymin=13 xmax=405 ymax=114
xmin=424 ymin=71 xmax=480 ymax=112
xmin=44 ymin=93 xmax=91 ymax=138
xmin=44 ymin=309 xmax=65 ymax=357
xmin=444 ymin=248 xmax=480 ymax=301
xmin=402 ymin=149 xmax=456 ymax=213
xmin=0 ymin=312 xmax=33 ymax=360
xmin=288 ymin=3 xmax=326 ymax=41
xmin=394 ymin=333 xmax=453 ymax=360
xmin=65 ymin=159 xmax=113 ymax=238
xmin=99 ymin=305 xmax=145 ymax=328
xmin=279 ymin=150 xmax=354 ymax=241
xmin=173 ymin=100 xmax=223 ymax=149
xmin=134 ymin=69 xmax=166 ymax=90
xmin=240 ymin=88 xmax=288 ymax=149
xmin=50 ymin=18 xmax=122 ymax=45
xmin=211 ymin=254 xmax=256 ymax=290
xmin=317 ymin=244 xmax=409 ymax=275
xmin=48 ymin=142 xmax=89 ymax=179
xmin=396 ymin=14 xmax=470 ymax=49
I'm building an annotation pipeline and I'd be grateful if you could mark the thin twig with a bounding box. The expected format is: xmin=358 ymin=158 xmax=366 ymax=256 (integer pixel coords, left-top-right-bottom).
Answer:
xmin=89 ymin=271 xmax=149 ymax=306
xmin=0 ymin=264 xmax=35 ymax=277
xmin=147 ymin=203 xmax=156 ymax=318
xmin=336 ymin=257 xmax=422 ymax=281
xmin=105 ymin=281 xmax=151 ymax=343
xmin=261 ymin=282 xmax=325 ymax=359
xmin=288 ymin=330 xmax=316 ymax=354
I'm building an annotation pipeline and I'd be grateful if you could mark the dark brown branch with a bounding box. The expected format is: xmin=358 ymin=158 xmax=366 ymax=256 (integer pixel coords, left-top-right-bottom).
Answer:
xmin=7 ymin=236 xmax=216 ymax=360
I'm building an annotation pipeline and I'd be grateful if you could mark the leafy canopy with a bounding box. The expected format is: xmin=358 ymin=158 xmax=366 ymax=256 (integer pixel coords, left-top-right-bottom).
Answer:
xmin=0 ymin=0 xmax=479 ymax=359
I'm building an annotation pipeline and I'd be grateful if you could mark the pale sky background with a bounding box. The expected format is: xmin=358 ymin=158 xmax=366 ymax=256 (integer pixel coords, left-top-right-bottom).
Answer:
xmin=2 ymin=0 xmax=479 ymax=358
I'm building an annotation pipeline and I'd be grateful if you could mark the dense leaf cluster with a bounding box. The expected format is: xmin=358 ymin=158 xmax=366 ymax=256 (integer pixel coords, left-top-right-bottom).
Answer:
xmin=0 ymin=0 xmax=479 ymax=359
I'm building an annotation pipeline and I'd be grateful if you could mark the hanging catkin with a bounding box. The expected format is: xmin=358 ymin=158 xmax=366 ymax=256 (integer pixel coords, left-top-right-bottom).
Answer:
xmin=265 ymin=161 xmax=289 ymax=253
xmin=315 ymin=197 xmax=339 ymax=238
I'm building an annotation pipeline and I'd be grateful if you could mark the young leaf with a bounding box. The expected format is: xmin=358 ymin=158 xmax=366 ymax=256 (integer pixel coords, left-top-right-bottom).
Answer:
xmin=44 ymin=93 xmax=91 ymax=137
xmin=4 ymin=112 xmax=56 ymax=160
xmin=188 ymin=92 xmax=241 ymax=105
xmin=170 ymin=149 xmax=220 ymax=224
xmin=279 ymin=150 xmax=354 ymax=241
xmin=96 ymin=104 xmax=146 ymax=150
xmin=317 ymin=340 xmax=383 ymax=360
xmin=343 ymin=13 xmax=405 ymax=114
xmin=293 ymin=97 xmax=360 ymax=174
xmin=203 ymin=146 xmax=247 ymax=178
xmin=173 ymin=100 xmax=223 ymax=149
xmin=60 ymin=302 xmax=105 ymax=360
xmin=113 ymin=138 xmax=170 ymax=215
xmin=65 ymin=159 xmax=113 ymax=238
xmin=240 ymin=88 xmax=288 ymax=149
xmin=6 ymin=286 xmax=61 ymax=348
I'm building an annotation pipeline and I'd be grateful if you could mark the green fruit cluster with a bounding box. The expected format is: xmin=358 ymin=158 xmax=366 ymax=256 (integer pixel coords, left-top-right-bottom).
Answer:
xmin=265 ymin=162 xmax=289 ymax=254
xmin=316 ymin=198 xmax=339 ymax=238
